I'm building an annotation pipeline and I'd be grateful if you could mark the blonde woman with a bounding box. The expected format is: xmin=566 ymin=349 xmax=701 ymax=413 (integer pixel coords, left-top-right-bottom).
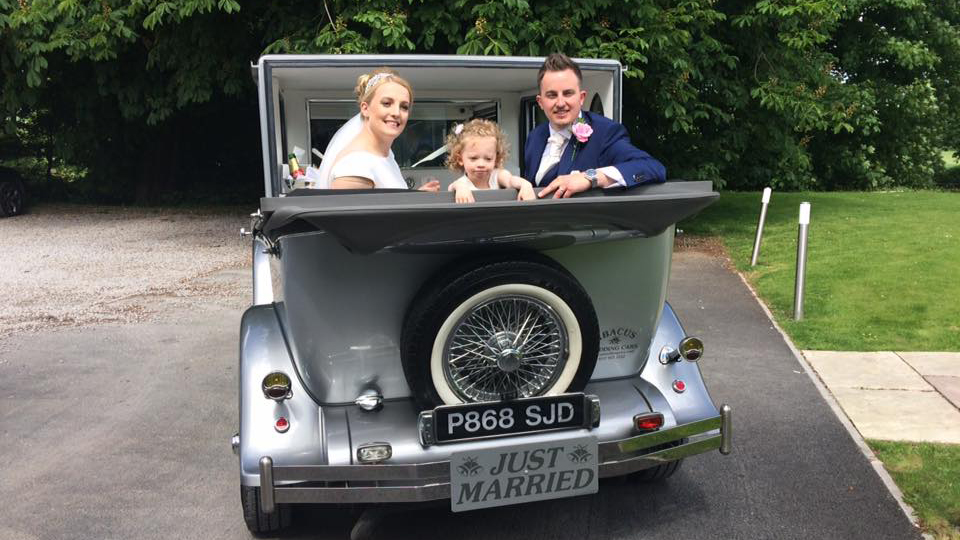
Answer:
xmin=316 ymin=68 xmax=440 ymax=191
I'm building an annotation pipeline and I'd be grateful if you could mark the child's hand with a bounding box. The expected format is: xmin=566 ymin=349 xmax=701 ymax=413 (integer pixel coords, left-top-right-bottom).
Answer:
xmin=455 ymin=186 xmax=476 ymax=203
xmin=517 ymin=181 xmax=535 ymax=201
xmin=448 ymin=178 xmax=476 ymax=203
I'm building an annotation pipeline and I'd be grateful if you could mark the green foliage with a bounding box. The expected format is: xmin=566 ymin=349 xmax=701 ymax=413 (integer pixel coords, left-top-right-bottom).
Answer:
xmin=2 ymin=0 xmax=960 ymax=202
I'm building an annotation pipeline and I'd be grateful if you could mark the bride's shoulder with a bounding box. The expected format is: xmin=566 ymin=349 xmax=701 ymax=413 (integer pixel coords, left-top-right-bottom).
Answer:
xmin=331 ymin=151 xmax=379 ymax=178
xmin=336 ymin=151 xmax=374 ymax=163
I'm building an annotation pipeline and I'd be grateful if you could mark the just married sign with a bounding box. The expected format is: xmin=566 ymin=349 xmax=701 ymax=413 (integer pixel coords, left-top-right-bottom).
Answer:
xmin=450 ymin=435 xmax=599 ymax=512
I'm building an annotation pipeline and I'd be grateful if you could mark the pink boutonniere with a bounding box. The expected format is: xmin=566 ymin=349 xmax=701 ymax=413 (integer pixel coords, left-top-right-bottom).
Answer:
xmin=570 ymin=118 xmax=592 ymax=160
xmin=571 ymin=119 xmax=593 ymax=143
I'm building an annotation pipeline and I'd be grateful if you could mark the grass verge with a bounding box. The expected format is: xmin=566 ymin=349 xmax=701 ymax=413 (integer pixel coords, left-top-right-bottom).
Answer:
xmin=679 ymin=191 xmax=960 ymax=351
xmin=868 ymin=440 xmax=960 ymax=539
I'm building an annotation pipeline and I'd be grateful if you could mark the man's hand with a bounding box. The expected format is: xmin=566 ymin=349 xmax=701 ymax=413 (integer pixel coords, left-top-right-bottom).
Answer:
xmin=538 ymin=172 xmax=592 ymax=199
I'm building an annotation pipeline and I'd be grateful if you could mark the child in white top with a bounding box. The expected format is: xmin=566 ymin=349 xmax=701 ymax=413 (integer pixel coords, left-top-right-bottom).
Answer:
xmin=446 ymin=119 xmax=535 ymax=203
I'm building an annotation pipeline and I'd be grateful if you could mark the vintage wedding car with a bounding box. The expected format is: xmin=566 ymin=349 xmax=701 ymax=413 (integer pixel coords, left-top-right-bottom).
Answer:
xmin=235 ymin=54 xmax=731 ymax=533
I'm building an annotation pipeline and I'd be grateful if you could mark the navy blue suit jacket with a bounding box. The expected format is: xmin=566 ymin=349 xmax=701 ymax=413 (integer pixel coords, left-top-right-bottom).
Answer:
xmin=522 ymin=110 xmax=666 ymax=187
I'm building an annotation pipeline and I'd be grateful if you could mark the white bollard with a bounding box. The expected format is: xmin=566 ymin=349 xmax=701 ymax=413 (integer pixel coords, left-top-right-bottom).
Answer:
xmin=750 ymin=187 xmax=773 ymax=266
xmin=794 ymin=202 xmax=811 ymax=320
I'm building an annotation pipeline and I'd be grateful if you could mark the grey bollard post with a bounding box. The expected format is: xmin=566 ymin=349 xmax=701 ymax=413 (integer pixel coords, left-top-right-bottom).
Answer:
xmin=750 ymin=187 xmax=772 ymax=266
xmin=793 ymin=202 xmax=811 ymax=320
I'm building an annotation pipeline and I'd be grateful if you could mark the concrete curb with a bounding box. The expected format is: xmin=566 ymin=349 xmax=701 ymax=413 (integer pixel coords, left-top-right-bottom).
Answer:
xmin=732 ymin=270 xmax=930 ymax=538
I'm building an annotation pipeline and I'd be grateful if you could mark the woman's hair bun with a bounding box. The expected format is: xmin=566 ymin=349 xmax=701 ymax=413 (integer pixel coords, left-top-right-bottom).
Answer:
xmin=354 ymin=73 xmax=373 ymax=100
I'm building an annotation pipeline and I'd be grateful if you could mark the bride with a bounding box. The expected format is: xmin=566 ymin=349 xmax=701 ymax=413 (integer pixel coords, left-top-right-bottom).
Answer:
xmin=316 ymin=68 xmax=440 ymax=191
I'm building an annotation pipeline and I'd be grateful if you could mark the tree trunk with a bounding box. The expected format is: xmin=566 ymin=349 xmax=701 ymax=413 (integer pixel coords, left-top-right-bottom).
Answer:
xmin=45 ymin=129 xmax=53 ymax=183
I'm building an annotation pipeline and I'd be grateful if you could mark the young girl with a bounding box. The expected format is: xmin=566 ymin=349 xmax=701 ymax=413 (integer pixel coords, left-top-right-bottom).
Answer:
xmin=446 ymin=119 xmax=535 ymax=203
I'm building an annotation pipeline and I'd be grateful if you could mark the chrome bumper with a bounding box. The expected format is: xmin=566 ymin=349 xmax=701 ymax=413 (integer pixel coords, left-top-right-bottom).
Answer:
xmin=257 ymin=404 xmax=732 ymax=513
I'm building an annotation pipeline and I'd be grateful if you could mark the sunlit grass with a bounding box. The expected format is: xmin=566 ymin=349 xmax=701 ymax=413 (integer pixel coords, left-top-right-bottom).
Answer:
xmin=680 ymin=191 xmax=960 ymax=351
xmin=869 ymin=440 xmax=960 ymax=539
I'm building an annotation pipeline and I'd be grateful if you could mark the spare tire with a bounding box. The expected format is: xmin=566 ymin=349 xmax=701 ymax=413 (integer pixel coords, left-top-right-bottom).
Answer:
xmin=401 ymin=256 xmax=599 ymax=409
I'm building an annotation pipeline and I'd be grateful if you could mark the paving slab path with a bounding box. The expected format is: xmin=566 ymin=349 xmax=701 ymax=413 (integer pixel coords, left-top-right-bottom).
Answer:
xmin=802 ymin=351 xmax=960 ymax=443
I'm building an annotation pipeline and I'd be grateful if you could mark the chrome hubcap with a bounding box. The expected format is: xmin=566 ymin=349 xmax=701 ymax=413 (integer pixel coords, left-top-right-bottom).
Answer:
xmin=443 ymin=294 xmax=568 ymax=402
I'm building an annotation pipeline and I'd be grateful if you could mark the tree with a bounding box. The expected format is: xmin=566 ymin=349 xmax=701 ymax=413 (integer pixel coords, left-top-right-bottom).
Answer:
xmin=2 ymin=0 xmax=959 ymax=201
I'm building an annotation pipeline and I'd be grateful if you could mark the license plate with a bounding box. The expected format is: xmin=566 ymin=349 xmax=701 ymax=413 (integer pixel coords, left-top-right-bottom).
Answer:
xmin=450 ymin=435 xmax=599 ymax=512
xmin=434 ymin=394 xmax=589 ymax=443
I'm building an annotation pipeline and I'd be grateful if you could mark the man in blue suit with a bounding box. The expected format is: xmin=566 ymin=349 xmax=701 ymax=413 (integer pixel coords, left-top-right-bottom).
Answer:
xmin=524 ymin=53 xmax=666 ymax=198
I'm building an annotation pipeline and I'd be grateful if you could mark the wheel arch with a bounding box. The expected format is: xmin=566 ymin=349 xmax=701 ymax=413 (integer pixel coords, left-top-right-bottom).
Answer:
xmin=640 ymin=302 xmax=721 ymax=425
xmin=238 ymin=303 xmax=325 ymax=485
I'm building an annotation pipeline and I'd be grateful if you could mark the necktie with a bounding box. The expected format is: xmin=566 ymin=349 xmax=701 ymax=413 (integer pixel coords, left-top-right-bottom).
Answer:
xmin=535 ymin=133 xmax=566 ymax=184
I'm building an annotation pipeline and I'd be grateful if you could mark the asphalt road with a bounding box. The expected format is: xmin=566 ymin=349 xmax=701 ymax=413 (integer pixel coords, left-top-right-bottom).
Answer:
xmin=0 ymin=252 xmax=921 ymax=540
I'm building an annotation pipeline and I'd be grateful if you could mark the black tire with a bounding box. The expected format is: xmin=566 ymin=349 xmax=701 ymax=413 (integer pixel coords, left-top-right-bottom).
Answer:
xmin=241 ymin=485 xmax=291 ymax=535
xmin=630 ymin=458 xmax=683 ymax=482
xmin=0 ymin=179 xmax=26 ymax=217
xmin=627 ymin=439 xmax=685 ymax=482
xmin=401 ymin=255 xmax=599 ymax=409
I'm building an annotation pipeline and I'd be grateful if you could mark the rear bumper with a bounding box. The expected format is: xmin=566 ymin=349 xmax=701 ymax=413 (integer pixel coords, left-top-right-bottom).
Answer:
xmin=257 ymin=404 xmax=731 ymax=512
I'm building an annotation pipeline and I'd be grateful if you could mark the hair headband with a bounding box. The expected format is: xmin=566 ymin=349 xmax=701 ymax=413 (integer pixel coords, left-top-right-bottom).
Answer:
xmin=364 ymin=72 xmax=393 ymax=94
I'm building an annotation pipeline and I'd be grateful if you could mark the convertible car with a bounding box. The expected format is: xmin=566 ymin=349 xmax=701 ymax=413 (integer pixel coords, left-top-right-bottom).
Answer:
xmin=234 ymin=54 xmax=731 ymax=534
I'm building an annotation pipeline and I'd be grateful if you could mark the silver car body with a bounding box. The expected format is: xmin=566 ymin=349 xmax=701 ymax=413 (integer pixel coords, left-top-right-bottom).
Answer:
xmin=238 ymin=55 xmax=730 ymax=509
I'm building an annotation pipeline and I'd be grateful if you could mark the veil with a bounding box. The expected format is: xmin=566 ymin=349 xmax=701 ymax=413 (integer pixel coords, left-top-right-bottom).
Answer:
xmin=314 ymin=113 xmax=363 ymax=189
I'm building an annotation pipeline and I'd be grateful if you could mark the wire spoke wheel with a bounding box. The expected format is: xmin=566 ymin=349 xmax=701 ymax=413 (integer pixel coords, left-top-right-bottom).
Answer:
xmin=443 ymin=295 xmax=568 ymax=402
xmin=402 ymin=258 xmax=599 ymax=408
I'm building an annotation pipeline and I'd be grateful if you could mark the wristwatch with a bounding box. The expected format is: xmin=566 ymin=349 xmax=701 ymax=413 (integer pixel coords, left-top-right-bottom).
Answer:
xmin=584 ymin=169 xmax=599 ymax=188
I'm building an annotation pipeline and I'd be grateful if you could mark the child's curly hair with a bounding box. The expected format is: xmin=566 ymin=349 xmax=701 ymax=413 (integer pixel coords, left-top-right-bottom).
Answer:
xmin=445 ymin=119 xmax=509 ymax=172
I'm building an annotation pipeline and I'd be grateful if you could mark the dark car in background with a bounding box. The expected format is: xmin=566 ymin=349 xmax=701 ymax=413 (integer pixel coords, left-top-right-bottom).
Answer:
xmin=0 ymin=166 xmax=26 ymax=217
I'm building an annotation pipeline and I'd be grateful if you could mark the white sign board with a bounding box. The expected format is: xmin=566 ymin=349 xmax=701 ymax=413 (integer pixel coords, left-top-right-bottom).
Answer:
xmin=450 ymin=435 xmax=599 ymax=512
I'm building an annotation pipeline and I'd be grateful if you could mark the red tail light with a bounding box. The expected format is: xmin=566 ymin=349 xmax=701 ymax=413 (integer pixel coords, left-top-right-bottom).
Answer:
xmin=633 ymin=412 xmax=664 ymax=432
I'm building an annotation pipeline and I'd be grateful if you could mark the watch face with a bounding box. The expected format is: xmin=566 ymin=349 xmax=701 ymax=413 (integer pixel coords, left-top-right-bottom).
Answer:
xmin=585 ymin=169 xmax=598 ymax=187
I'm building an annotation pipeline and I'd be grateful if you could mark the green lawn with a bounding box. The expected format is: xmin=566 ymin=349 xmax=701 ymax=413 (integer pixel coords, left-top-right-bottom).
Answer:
xmin=869 ymin=440 xmax=960 ymax=539
xmin=680 ymin=191 xmax=960 ymax=351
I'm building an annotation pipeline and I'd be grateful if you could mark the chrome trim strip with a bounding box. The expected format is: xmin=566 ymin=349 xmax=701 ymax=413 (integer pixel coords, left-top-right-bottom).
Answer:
xmin=256 ymin=409 xmax=732 ymax=507
xmin=276 ymin=484 xmax=451 ymax=504
xmin=260 ymin=55 xmax=620 ymax=73
xmin=275 ymin=461 xmax=449 ymax=482
xmin=262 ymin=63 xmax=279 ymax=196
xmin=604 ymin=415 xmax=722 ymax=459
xmin=252 ymin=237 xmax=274 ymax=305
xmin=720 ymin=404 xmax=732 ymax=455
xmin=257 ymin=60 xmax=274 ymax=197
xmin=259 ymin=456 xmax=275 ymax=513
xmin=598 ymin=435 xmax=721 ymax=478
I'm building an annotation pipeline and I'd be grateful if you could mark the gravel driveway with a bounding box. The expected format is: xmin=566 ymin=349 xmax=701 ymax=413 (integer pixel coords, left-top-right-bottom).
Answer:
xmin=0 ymin=204 xmax=251 ymax=342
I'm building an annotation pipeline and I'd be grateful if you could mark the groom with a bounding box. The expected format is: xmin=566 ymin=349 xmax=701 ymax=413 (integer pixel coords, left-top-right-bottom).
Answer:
xmin=523 ymin=53 xmax=666 ymax=198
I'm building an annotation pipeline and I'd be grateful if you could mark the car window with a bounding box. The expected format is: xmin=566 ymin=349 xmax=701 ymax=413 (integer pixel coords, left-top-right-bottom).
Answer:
xmin=589 ymin=93 xmax=604 ymax=116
